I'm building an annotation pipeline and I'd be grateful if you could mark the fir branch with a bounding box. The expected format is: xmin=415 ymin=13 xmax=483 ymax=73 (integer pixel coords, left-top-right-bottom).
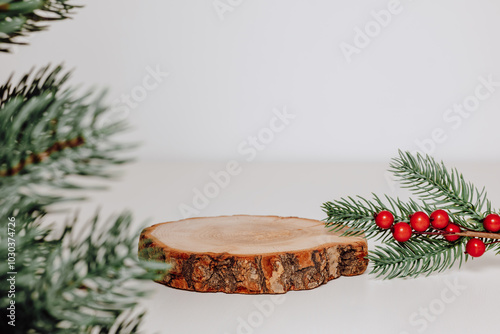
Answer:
xmin=0 ymin=135 xmax=86 ymax=176
xmin=323 ymin=194 xmax=434 ymax=242
xmin=368 ymin=237 xmax=466 ymax=279
xmin=323 ymin=193 xmax=470 ymax=279
xmin=0 ymin=65 xmax=160 ymax=332
xmin=0 ymin=4 xmax=163 ymax=332
xmin=0 ymin=64 xmax=70 ymax=106
xmin=0 ymin=0 xmax=79 ymax=52
xmin=0 ymin=64 xmax=133 ymax=214
xmin=0 ymin=211 xmax=169 ymax=333
xmin=390 ymin=150 xmax=491 ymax=225
xmin=322 ymin=151 xmax=499 ymax=279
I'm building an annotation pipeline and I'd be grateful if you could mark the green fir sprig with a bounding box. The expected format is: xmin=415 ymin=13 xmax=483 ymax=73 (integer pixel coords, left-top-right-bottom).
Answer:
xmin=0 ymin=0 xmax=78 ymax=52
xmin=323 ymin=194 xmax=434 ymax=242
xmin=390 ymin=151 xmax=492 ymax=226
xmin=1 ymin=3 xmax=167 ymax=331
xmin=0 ymin=65 xmax=167 ymax=333
xmin=0 ymin=64 xmax=133 ymax=214
xmin=0 ymin=207 xmax=169 ymax=333
xmin=323 ymin=151 xmax=500 ymax=279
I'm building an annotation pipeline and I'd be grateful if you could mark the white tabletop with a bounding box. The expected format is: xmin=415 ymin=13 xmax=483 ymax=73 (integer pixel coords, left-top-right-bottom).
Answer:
xmin=48 ymin=161 xmax=500 ymax=334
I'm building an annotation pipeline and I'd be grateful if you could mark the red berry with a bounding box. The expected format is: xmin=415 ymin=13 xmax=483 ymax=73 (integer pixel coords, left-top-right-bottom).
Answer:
xmin=430 ymin=210 xmax=449 ymax=229
xmin=444 ymin=223 xmax=461 ymax=242
xmin=465 ymin=238 xmax=485 ymax=257
xmin=483 ymin=213 xmax=500 ymax=232
xmin=392 ymin=222 xmax=412 ymax=242
xmin=410 ymin=211 xmax=430 ymax=232
xmin=375 ymin=210 xmax=394 ymax=229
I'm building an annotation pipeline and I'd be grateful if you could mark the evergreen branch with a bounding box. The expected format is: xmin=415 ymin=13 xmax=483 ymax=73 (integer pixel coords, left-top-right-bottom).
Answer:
xmin=323 ymin=193 xmax=434 ymax=242
xmin=0 ymin=0 xmax=79 ymax=52
xmin=322 ymin=151 xmax=499 ymax=279
xmin=390 ymin=150 xmax=491 ymax=224
xmin=0 ymin=65 xmax=132 ymax=213
xmin=0 ymin=135 xmax=85 ymax=176
xmin=0 ymin=211 xmax=170 ymax=333
xmin=0 ymin=62 xmax=158 ymax=331
xmin=1 ymin=3 xmax=163 ymax=332
xmin=368 ymin=237 xmax=466 ymax=279
xmin=0 ymin=64 xmax=70 ymax=106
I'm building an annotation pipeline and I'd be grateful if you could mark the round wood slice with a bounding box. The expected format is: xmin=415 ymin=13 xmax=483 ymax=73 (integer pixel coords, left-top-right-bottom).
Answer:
xmin=138 ymin=215 xmax=368 ymax=294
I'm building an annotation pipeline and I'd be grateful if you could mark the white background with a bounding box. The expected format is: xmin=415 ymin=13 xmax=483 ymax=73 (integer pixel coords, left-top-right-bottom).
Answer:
xmin=1 ymin=0 xmax=500 ymax=162
xmin=3 ymin=1 xmax=500 ymax=334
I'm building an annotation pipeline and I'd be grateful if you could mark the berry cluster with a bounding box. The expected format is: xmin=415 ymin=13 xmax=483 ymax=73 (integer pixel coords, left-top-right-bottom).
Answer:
xmin=375 ymin=210 xmax=500 ymax=258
